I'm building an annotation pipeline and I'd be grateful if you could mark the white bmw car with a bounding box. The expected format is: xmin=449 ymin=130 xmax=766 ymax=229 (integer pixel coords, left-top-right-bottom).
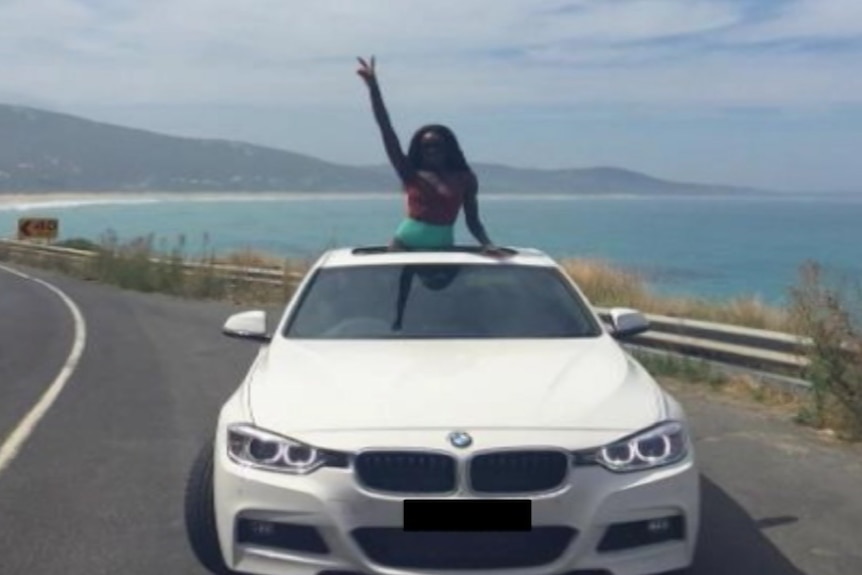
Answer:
xmin=185 ymin=245 xmax=700 ymax=575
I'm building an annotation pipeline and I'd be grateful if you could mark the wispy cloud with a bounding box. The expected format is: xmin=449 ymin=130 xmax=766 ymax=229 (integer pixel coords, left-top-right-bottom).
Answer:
xmin=1 ymin=0 xmax=859 ymax=108
xmin=726 ymin=0 xmax=862 ymax=43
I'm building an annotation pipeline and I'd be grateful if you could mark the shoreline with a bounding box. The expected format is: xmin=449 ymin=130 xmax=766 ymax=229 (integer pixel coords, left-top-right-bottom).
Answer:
xmin=0 ymin=191 xmax=400 ymax=210
xmin=0 ymin=191 xmax=648 ymax=212
xmin=1 ymin=190 xmax=848 ymax=212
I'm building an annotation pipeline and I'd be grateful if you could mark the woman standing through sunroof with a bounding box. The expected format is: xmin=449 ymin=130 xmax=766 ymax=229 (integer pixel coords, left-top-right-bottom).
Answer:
xmin=356 ymin=56 xmax=505 ymax=254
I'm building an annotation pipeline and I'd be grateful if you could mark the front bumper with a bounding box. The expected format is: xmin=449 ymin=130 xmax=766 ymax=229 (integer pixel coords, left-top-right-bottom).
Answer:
xmin=212 ymin=434 xmax=700 ymax=575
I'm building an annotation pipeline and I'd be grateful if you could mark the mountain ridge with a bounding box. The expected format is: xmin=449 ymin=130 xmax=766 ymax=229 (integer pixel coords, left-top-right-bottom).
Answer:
xmin=0 ymin=103 xmax=771 ymax=195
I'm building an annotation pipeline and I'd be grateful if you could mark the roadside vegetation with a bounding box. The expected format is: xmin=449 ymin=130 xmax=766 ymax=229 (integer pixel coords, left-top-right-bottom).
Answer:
xmin=560 ymin=258 xmax=790 ymax=331
xmin=0 ymin=232 xmax=305 ymax=305
xmin=786 ymin=262 xmax=862 ymax=440
xmin=632 ymin=350 xmax=806 ymax=414
xmin=1 ymin=232 xmax=859 ymax=440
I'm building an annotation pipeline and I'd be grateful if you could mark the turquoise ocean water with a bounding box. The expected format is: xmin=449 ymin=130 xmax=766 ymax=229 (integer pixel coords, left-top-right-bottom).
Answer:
xmin=2 ymin=192 xmax=861 ymax=305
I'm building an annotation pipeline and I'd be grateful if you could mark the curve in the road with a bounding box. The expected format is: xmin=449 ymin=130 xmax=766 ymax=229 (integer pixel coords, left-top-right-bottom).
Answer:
xmin=0 ymin=263 xmax=87 ymax=475
xmin=0 ymin=267 xmax=859 ymax=574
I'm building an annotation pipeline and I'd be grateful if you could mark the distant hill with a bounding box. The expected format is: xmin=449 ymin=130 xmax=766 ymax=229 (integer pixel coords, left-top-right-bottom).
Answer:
xmin=364 ymin=162 xmax=764 ymax=195
xmin=0 ymin=103 xmax=767 ymax=195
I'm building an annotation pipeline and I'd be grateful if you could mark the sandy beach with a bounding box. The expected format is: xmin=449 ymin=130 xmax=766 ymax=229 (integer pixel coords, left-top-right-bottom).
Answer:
xmin=0 ymin=192 xmax=137 ymax=207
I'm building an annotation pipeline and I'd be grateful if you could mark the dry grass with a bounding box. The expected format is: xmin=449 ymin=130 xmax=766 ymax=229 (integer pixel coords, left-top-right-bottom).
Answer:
xmin=560 ymin=258 xmax=791 ymax=332
xmin=214 ymin=248 xmax=287 ymax=269
xmin=638 ymin=351 xmax=808 ymax=424
xmin=662 ymin=370 xmax=805 ymax=413
xmin=718 ymin=373 xmax=806 ymax=411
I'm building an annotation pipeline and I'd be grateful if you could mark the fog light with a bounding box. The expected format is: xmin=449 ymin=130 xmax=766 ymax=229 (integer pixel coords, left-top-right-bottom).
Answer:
xmin=236 ymin=519 xmax=330 ymax=554
xmin=248 ymin=520 xmax=276 ymax=537
xmin=597 ymin=515 xmax=685 ymax=552
xmin=647 ymin=518 xmax=671 ymax=534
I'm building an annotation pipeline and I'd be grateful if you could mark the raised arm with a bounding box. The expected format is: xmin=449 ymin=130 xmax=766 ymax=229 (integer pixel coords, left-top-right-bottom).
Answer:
xmin=357 ymin=56 xmax=414 ymax=183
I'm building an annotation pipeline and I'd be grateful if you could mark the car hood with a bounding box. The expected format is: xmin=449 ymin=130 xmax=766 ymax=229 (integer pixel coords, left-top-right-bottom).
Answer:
xmin=245 ymin=337 xmax=666 ymax=434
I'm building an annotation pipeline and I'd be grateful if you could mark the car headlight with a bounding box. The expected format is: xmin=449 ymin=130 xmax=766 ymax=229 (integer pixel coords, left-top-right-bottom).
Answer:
xmin=595 ymin=421 xmax=689 ymax=473
xmin=227 ymin=424 xmax=326 ymax=474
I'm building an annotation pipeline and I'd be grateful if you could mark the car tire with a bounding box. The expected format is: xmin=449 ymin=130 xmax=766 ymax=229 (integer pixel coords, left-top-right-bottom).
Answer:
xmin=185 ymin=441 xmax=238 ymax=575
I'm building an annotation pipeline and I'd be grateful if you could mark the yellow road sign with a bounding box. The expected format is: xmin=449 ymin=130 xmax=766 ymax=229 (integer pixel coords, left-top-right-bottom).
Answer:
xmin=17 ymin=218 xmax=59 ymax=240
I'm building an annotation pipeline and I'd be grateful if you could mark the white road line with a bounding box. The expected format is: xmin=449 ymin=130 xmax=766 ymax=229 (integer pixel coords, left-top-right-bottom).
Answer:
xmin=0 ymin=264 xmax=87 ymax=475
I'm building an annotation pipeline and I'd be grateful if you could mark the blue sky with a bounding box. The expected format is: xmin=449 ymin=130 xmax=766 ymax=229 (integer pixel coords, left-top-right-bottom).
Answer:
xmin=1 ymin=0 xmax=861 ymax=191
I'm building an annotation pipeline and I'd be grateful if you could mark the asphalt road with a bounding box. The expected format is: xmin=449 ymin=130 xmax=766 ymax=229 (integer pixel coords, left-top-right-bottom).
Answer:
xmin=1 ymin=263 xmax=861 ymax=575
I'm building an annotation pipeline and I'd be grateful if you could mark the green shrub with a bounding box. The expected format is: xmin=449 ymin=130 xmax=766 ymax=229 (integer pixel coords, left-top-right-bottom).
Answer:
xmin=788 ymin=261 xmax=862 ymax=440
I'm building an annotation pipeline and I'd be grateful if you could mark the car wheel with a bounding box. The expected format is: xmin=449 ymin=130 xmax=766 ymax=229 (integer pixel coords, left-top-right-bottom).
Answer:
xmin=184 ymin=441 xmax=238 ymax=575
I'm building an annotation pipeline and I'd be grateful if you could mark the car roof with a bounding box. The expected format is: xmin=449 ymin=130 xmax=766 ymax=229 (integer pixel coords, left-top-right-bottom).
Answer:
xmin=315 ymin=245 xmax=560 ymax=269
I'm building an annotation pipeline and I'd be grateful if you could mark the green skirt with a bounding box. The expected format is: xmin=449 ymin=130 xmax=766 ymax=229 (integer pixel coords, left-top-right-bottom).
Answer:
xmin=394 ymin=217 xmax=455 ymax=249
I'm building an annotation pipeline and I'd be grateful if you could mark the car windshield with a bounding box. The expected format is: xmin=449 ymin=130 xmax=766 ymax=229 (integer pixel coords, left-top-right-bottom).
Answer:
xmin=283 ymin=263 xmax=603 ymax=339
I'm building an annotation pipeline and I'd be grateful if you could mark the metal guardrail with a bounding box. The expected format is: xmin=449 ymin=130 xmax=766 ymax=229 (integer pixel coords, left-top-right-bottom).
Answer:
xmin=0 ymin=238 xmax=303 ymax=285
xmin=0 ymin=238 xmax=812 ymax=383
xmin=596 ymin=309 xmax=810 ymax=376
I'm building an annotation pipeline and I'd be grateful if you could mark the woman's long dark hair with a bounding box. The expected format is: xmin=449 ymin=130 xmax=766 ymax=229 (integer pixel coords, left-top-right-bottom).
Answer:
xmin=406 ymin=124 xmax=471 ymax=172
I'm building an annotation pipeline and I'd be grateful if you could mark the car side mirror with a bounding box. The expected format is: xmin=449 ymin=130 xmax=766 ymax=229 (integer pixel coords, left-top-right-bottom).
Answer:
xmin=608 ymin=307 xmax=650 ymax=339
xmin=222 ymin=310 xmax=271 ymax=343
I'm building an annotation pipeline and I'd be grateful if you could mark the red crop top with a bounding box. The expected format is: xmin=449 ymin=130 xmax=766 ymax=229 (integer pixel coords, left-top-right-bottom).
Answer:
xmin=403 ymin=170 xmax=476 ymax=226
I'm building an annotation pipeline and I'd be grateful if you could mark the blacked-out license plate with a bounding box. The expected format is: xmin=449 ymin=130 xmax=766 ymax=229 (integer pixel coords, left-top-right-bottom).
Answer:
xmin=403 ymin=499 xmax=532 ymax=532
